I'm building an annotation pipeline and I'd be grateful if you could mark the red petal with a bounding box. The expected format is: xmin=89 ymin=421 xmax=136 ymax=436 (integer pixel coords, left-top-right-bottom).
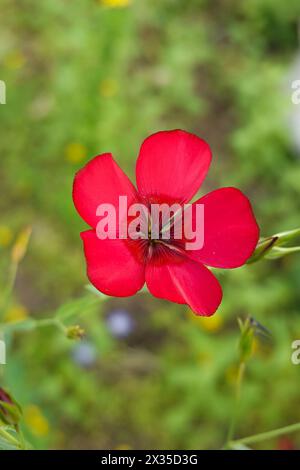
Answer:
xmin=145 ymin=257 xmax=222 ymax=316
xmin=73 ymin=153 xmax=139 ymax=228
xmin=187 ymin=187 xmax=259 ymax=268
xmin=136 ymin=130 xmax=212 ymax=204
xmin=81 ymin=230 xmax=145 ymax=297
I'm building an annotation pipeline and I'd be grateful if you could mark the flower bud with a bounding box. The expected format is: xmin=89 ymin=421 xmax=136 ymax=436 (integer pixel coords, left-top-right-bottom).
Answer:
xmin=247 ymin=236 xmax=277 ymax=264
xmin=0 ymin=388 xmax=22 ymax=426
xmin=247 ymin=227 xmax=300 ymax=263
xmin=66 ymin=325 xmax=85 ymax=340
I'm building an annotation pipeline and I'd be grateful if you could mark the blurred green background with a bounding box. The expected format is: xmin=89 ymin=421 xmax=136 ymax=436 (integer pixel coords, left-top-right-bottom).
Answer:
xmin=1 ymin=0 xmax=300 ymax=450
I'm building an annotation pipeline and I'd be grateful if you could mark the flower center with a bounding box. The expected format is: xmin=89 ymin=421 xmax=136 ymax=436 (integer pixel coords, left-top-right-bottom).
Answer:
xmin=144 ymin=213 xmax=185 ymax=261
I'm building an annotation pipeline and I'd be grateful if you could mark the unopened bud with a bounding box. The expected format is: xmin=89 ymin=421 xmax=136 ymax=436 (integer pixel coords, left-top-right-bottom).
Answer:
xmin=248 ymin=227 xmax=300 ymax=264
xmin=247 ymin=236 xmax=277 ymax=264
xmin=0 ymin=387 xmax=22 ymax=426
xmin=66 ymin=325 xmax=85 ymax=340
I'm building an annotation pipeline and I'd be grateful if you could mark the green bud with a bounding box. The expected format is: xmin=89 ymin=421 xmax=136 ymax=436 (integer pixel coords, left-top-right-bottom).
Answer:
xmin=66 ymin=325 xmax=85 ymax=340
xmin=0 ymin=388 xmax=22 ymax=426
xmin=247 ymin=236 xmax=278 ymax=264
xmin=247 ymin=227 xmax=300 ymax=264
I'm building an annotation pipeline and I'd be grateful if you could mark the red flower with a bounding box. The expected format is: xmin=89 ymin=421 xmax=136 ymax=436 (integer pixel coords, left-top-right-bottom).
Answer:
xmin=73 ymin=130 xmax=259 ymax=316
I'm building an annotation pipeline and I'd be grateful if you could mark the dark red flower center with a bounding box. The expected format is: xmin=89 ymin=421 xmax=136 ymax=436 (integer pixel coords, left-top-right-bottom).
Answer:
xmin=129 ymin=206 xmax=186 ymax=266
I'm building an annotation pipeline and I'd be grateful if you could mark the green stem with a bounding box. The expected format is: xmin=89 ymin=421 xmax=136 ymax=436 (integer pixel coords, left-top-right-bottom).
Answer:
xmin=0 ymin=317 xmax=67 ymax=335
xmin=17 ymin=427 xmax=26 ymax=450
xmin=225 ymin=361 xmax=245 ymax=445
xmin=265 ymin=246 xmax=300 ymax=259
xmin=229 ymin=421 xmax=300 ymax=446
xmin=0 ymin=292 xmax=103 ymax=336
xmin=0 ymin=262 xmax=18 ymax=319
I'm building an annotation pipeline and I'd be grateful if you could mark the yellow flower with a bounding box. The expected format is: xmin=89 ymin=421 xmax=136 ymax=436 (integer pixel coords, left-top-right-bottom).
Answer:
xmin=99 ymin=78 xmax=119 ymax=98
xmin=0 ymin=226 xmax=13 ymax=247
xmin=100 ymin=0 xmax=131 ymax=8
xmin=4 ymin=50 xmax=26 ymax=70
xmin=24 ymin=405 xmax=49 ymax=437
xmin=4 ymin=304 xmax=29 ymax=323
xmin=187 ymin=309 xmax=224 ymax=332
xmin=65 ymin=143 xmax=87 ymax=164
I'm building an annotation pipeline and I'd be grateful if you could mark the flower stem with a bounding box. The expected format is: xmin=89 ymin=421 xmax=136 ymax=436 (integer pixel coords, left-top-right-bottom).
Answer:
xmin=225 ymin=361 xmax=245 ymax=446
xmin=0 ymin=262 xmax=18 ymax=320
xmin=229 ymin=421 xmax=300 ymax=447
xmin=0 ymin=317 xmax=67 ymax=335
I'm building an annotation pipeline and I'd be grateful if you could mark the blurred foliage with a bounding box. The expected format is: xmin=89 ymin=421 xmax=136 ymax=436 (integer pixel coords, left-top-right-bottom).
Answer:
xmin=0 ymin=0 xmax=300 ymax=450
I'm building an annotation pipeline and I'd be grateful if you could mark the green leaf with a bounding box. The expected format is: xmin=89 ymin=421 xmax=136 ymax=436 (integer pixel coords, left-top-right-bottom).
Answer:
xmin=0 ymin=435 xmax=19 ymax=450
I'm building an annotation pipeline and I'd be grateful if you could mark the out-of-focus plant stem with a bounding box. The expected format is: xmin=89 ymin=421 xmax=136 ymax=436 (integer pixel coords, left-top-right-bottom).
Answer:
xmin=229 ymin=421 xmax=300 ymax=447
xmin=0 ymin=262 xmax=18 ymax=320
xmin=225 ymin=361 xmax=246 ymax=447
xmin=0 ymin=316 xmax=66 ymax=335
xmin=0 ymin=226 xmax=32 ymax=320
xmin=224 ymin=317 xmax=254 ymax=448
xmin=0 ymin=294 xmax=102 ymax=336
